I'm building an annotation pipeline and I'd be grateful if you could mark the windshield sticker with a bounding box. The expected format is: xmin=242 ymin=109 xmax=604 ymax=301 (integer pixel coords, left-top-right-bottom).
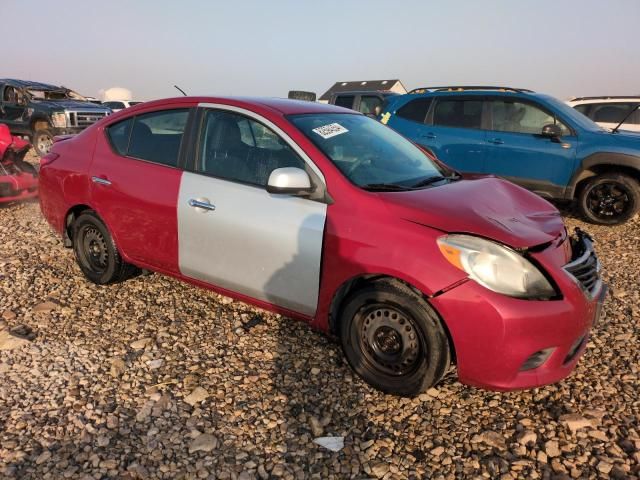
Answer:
xmin=312 ymin=123 xmax=349 ymax=139
xmin=380 ymin=112 xmax=391 ymax=125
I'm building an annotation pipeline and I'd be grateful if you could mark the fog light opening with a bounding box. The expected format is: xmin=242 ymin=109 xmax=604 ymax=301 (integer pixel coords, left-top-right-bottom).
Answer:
xmin=520 ymin=348 xmax=555 ymax=371
xmin=563 ymin=336 xmax=587 ymax=365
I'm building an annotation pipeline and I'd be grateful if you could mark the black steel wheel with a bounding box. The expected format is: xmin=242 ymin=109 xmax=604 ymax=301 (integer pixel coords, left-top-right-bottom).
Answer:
xmin=339 ymin=280 xmax=451 ymax=396
xmin=578 ymin=173 xmax=639 ymax=225
xmin=72 ymin=211 xmax=137 ymax=284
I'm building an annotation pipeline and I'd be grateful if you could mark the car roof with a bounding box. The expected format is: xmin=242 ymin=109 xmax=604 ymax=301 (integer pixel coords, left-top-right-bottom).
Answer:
xmin=567 ymin=96 xmax=640 ymax=104
xmin=0 ymin=79 xmax=61 ymax=90
xmin=130 ymin=96 xmax=358 ymax=115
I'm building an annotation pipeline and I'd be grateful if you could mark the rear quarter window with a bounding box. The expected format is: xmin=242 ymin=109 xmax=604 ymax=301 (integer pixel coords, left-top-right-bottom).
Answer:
xmin=106 ymin=118 xmax=133 ymax=155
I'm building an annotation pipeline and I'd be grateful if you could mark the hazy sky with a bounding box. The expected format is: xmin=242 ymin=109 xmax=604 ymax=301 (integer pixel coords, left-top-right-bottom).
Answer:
xmin=4 ymin=0 xmax=639 ymax=101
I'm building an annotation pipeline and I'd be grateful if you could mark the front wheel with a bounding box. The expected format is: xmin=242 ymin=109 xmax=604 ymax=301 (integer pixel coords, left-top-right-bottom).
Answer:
xmin=72 ymin=211 xmax=137 ymax=284
xmin=32 ymin=128 xmax=54 ymax=156
xmin=339 ymin=280 xmax=451 ymax=396
xmin=578 ymin=173 xmax=639 ymax=225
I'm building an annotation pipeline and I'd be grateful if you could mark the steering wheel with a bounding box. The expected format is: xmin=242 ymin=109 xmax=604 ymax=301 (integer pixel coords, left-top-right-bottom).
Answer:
xmin=345 ymin=156 xmax=372 ymax=177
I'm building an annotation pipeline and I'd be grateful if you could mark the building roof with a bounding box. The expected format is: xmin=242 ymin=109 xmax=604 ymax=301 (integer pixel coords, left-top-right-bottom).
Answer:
xmin=319 ymin=79 xmax=405 ymax=101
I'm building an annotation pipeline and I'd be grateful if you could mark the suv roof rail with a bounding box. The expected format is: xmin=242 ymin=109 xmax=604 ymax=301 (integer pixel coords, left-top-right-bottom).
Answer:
xmin=408 ymin=86 xmax=534 ymax=94
xmin=569 ymin=95 xmax=640 ymax=102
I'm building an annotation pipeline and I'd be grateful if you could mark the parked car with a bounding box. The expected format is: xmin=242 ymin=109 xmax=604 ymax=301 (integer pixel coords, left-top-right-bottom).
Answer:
xmin=567 ymin=96 xmax=640 ymax=133
xmin=102 ymin=100 xmax=143 ymax=112
xmin=328 ymin=91 xmax=398 ymax=117
xmin=39 ymin=97 xmax=605 ymax=396
xmin=0 ymin=79 xmax=112 ymax=156
xmin=381 ymin=86 xmax=640 ymax=225
xmin=0 ymin=124 xmax=38 ymax=203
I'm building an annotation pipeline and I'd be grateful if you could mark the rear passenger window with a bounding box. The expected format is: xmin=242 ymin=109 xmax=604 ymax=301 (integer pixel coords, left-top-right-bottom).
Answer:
xmin=128 ymin=109 xmax=189 ymax=167
xmin=334 ymin=95 xmax=355 ymax=109
xmin=591 ymin=103 xmax=635 ymax=124
xmin=396 ymin=98 xmax=432 ymax=123
xmin=198 ymin=109 xmax=305 ymax=186
xmin=433 ymin=99 xmax=482 ymax=129
xmin=106 ymin=118 xmax=132 ymax=155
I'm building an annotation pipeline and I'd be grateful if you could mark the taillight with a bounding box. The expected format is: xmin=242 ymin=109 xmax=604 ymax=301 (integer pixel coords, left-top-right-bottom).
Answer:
xmin=40 ymin=152 xmax=60 ymax=167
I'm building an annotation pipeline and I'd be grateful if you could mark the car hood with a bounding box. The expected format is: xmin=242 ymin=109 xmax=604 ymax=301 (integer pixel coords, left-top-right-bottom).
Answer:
xmin=31 ymin=99 xmax=110 ymax=111
xmin=381 ymin=177 xmax=564 ymax=249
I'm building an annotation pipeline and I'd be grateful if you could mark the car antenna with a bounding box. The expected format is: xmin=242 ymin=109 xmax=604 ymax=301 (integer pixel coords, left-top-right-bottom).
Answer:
xmin=612 ymin=103 xmax=640 ymax=133
xmin=174 ymin=85 xmax=187 ymax=96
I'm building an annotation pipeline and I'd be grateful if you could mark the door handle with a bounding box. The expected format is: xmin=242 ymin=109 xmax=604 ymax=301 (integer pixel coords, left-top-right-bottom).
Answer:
xmin=188 ymin=198 xmax=216 ymax=212
xmin=421 ymin=132 xmax=437 ymax=139
xmin=488 ymin=138 xmax=504 ymax=145
xmin=91 ymin=176 xmax=111 ymax=186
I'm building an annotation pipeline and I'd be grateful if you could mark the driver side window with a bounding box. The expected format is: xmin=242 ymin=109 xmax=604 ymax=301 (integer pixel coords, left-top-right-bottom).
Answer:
xmin=198 ymin=110 xmax=306 ymax=187
xmin=490 ymin=100 xmax=571 ymax=136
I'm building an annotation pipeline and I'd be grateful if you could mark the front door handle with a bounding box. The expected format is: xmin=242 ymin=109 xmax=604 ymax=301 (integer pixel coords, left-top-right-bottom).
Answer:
xmin=91 ymin=176 xmax=111 ymax=186
xmin=188 ymin=198 xmax=216 ymax=212
xmin=421 ymin=132 xmax=437 ymax=139
xmin=488 ymin=138 xmax=504 ymax=145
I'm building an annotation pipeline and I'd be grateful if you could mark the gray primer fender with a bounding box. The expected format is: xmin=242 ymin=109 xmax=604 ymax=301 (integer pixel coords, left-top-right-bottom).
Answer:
xmin=567 ymin=152 xmax=640 ymax=198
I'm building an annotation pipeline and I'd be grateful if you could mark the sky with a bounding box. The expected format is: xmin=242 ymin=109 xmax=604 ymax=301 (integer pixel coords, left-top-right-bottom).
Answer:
xmin=4 ymin=0 xmax=640 ymax=101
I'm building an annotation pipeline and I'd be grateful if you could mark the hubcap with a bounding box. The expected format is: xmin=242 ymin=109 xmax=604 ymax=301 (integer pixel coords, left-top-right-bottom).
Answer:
xmin=37 ymin=134 xmax=53 ymax=154
xmin=357 ymin=305 xmax=422 ymax=376
xmin=586 ymin=182 xmax=632 ymax=220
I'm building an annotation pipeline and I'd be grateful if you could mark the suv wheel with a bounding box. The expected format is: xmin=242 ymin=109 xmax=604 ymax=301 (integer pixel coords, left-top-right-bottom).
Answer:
xmin=339 ymin=280 xmax=451 ymax=396
xmin=72 ymin=211 xmax=138 ymax=284
xmin=32 ymin=128 xmax=54 ymax=156
xmin=578 ymin=173 xmax=639 ymax=225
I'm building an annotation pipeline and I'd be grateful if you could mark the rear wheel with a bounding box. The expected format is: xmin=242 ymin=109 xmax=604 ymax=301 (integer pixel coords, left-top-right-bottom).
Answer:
xmin=72 ymin=212 xmax=137 ymax=284
xmin=339 ymin=280 xmax=451 ymax=396
xmin=578 ymin=173 xmax=639 ymax=225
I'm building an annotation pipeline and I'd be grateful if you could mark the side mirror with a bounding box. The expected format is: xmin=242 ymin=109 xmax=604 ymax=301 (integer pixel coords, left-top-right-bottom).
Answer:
xmin=266 ymin=167 xmax=313 ymax=195
xmin=541 ymin=124 xmax=562 ymax=139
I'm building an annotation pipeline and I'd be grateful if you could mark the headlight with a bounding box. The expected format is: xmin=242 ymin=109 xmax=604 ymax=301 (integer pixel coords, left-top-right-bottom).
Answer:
xmin=51 ymin=112 xmax=67 ymax=128
xmin=437 ymin=234 xmax=555 ymax=298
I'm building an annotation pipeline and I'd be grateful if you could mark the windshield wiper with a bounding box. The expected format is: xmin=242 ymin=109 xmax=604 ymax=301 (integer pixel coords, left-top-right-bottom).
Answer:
xmin=411 ymin=174 xmax=459 ymax=189
xmin=612 ymin=103 xmax=640 ymax=133
xmin=361 ymin=183 xmax=413 ymax=192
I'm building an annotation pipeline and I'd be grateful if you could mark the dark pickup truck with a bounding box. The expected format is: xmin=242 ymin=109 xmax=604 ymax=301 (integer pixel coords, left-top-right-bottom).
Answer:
xmin=0 ymin=79 xmax=111 ymax=156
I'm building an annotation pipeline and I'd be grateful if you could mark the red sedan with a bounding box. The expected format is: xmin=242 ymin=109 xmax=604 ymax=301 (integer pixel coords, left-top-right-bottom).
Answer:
xmin=38 ymin=97 xmax=606 ymax=395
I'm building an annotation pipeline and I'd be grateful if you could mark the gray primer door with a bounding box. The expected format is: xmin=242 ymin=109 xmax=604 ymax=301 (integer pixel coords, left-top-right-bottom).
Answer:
xmin=177 ymin=171 xmax=326 ymax=316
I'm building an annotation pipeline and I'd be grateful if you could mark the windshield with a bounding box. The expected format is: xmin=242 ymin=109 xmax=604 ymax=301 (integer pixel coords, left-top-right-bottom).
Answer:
xmin=538 ymin=94 xmax=606 ymax=132
xmin=26 ymin=88 xmax=72 ymax=100
xmin=289 ymin=113 xmax=446 ymax=188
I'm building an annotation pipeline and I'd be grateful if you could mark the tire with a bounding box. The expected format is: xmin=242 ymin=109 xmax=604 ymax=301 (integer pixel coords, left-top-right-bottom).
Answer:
xmin=32 ymin=128 xmax=54 ymax=156
xmin=339 ymin=280 xmax=451 ymax=396
xmin=578 ymin=173 xmax=640 ymax=225
xmin=72 ymin=211 xmax=137 ymax=284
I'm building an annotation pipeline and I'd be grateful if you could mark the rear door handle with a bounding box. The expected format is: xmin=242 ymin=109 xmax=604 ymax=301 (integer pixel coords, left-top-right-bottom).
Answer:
xmin=488 ymin=138 xmax=504 ymax=145
xmin=421 ymin=132 xmax=437 ymax=139
xmin=91 ymin=176 xmax=111 ymax=186
xmin=188 ymin=198 xmax=216 ymax=212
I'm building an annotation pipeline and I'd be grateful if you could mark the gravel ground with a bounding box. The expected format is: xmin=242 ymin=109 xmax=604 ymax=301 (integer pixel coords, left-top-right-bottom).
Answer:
xmin=0 ymin=154 xmax=639 ymax=479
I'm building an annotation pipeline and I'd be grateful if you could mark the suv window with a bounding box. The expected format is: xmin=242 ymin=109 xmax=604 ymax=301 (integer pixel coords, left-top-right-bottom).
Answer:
xmin=490 ymin=100 xmax=570 ymax=136
xmin=396 ymin=98 xmax=432 ymax=123
xmin=334 ymin=95 xmax=355 ymax=109
xmin=104 ymin=101 xmax=125 ymax=109
xmin=199 ymin=109 xmax=305 ymax=186
xmin=591 ymin=103 xmax=638 ymax=124
xmin=573 ymin=104 xmax=590 ymax=116
xmin=433 ymin=99 xmax=482 ymax=129
xmin=359 ymin=96 xmax=382 ymax=116
xmin=127 ymin=109 xmax=189 ymax=166
xmin=106 ymin=118 xmax=133 ymax=155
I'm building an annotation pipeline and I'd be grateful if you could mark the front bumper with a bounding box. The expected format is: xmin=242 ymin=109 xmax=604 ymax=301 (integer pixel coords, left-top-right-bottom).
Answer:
xmin=0 ymin=173 xmax=39 ymax=203
xmin=432 ymin=231 xmax=606 ymax=391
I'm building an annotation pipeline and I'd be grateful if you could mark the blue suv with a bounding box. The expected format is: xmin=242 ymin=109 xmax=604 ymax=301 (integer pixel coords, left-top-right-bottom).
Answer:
xmin=381 ymin=86 xmax=640 ymax=225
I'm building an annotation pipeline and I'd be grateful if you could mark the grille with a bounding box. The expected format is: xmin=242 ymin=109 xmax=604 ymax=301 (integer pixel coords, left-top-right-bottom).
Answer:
xmin=68 ymin=111 xmax=108 ymax=128
xmin=564 ymin=232 xmax=602 ymax=299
